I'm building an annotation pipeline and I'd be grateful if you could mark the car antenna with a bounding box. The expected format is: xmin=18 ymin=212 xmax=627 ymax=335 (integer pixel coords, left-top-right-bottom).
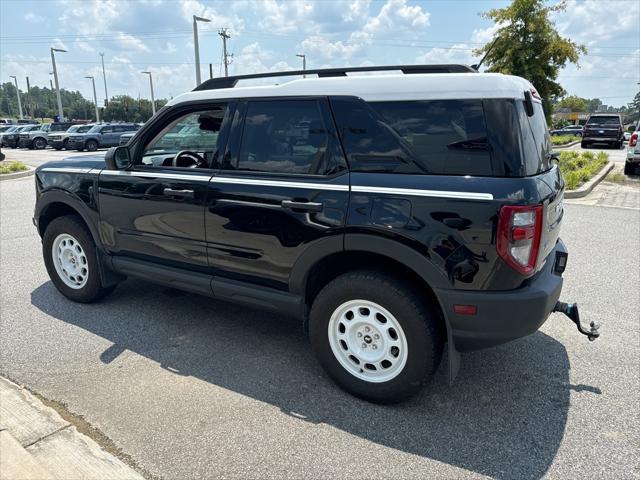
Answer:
xmin=471 ymin=38 xmax=498 ymax=71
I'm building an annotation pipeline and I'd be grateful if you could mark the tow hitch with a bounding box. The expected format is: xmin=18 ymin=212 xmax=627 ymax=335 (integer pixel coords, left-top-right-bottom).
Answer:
xmin=554 ymin=301 xmax=600 ymax=341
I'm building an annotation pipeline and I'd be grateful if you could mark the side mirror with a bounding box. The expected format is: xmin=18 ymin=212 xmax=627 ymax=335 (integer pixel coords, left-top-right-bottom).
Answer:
xmin=105 ymin=146 xmax=131 ymax=170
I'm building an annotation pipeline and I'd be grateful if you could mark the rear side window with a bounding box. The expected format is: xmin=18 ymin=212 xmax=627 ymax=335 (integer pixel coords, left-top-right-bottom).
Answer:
xmin=370 ymin=100 xmax=492 ymax=176
xmin=516 ymin=101 xmax=552 ymax=175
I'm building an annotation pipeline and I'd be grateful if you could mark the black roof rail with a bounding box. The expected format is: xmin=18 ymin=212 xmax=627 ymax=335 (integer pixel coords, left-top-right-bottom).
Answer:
xmin=193 ymin=64 xmax=477 ymax=91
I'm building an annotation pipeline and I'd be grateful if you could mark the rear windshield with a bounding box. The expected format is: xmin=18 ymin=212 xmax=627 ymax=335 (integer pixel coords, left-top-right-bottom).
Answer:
xmin=331 ymin=97 xmax=551 ymax=177
xmin=587 ymin=116 xmax=621 ymax=126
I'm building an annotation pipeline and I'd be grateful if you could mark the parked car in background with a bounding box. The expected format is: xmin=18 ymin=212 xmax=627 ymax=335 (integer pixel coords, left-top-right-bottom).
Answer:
xmin=2 ymin=125 xmax=39 ymax=148
xmin=48 ymin=124 xmax=94 ymax=150
xmin=625 ymin=123 xmax=639 ymax=175
xmin=67 ymin=123 xmax=140 ymax=151
xmin=0 ymin=119 xmax=15 ymax=125
xmin=19 ymin=124 xmax=52 ymax=149
xmin=0 ymin=125 xmax=19 ymax=146
xmin=118 ymin=131 xmax=136 ymax=146
xmin=549 ymin=125 xmax=583 ymax=137
xmin=581 ymin=114 xmax=624 ymax=148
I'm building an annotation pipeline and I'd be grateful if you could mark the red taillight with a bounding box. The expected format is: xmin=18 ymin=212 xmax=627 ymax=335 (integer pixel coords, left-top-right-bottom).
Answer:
xmin=497 ymin=205 xmax=543 ymax=276
xmin=630 ymin=133 xmax=638 ymax=147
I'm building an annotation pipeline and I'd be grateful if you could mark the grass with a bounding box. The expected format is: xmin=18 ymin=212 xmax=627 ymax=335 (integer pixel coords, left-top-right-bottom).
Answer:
xmin=0 ymin=160 xmax=29 ymax=175
xmin=551 ymin=134 xmax=580 ymax=146
xmin=557 ymin=150 xmax=608 ymax=190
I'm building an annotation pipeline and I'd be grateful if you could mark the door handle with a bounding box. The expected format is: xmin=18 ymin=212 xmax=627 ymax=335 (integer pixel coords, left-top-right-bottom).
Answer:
xmin=281 ymin=200 xmax=323 ymax=212
xmin=163 ymin=188 xmax=194 ymax=198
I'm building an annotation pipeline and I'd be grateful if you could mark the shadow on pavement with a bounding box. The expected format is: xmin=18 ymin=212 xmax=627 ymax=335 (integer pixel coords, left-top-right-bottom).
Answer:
xmin=32 ymin=278 xmax=580 ymax=480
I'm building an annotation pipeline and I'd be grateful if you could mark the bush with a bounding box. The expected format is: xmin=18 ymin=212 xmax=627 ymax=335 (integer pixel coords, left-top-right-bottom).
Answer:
xmin=551 ymin=134 xmax=580 ymax=146
xmin=557 ymin=151 xmax=608 ymax=190
xmin=0 ymin=160 xmax=28 ymax=175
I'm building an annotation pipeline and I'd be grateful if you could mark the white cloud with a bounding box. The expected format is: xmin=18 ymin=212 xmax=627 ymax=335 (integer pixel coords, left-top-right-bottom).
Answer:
xmin=24 ymin=12 xmax=44 ymax=23
xmin=554 ymin=0 xmax=640 ymax=44
xmin=415 ymin=43 xmax=475 ymax=65
xmin=116 ymin=33 xmax=150 ymax=53
xmin=363 ymin=0 xmax=430 ymax=36
xmin=178 ymin=0 xmax=245 ymax=34
xmin=52 ymin=38 xmax=68 ymax=51
xmin=159 ymin=42 xmax=177 ymax=54
xmin=58 ymin=0 xmax=120 ymax=35
xmin=76 ymin=39 xmax=95 ymax=53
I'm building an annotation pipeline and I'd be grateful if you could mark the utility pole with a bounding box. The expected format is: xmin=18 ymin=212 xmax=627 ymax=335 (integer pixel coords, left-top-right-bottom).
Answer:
xmin=100 ymin=52 xmax=109 ymax=106
xmin=218 ymin=28 xmax=232 ymax=77
xmin=25 ymin=76 xmax=31 ymax=117
xmin=193 ymin=15 xmax=211 ymax=86
xmin=141 ymin=71 xmax=156 ymax=115
xmin=296 ymin=54 xmax=306 ymax=78
xmin=9 ymin=75 xmax=23 ymax=119
xmin=84 ymin=76 xmax=100 ymax=122
xmin=51 ymin=47 xmax=66 ymax=121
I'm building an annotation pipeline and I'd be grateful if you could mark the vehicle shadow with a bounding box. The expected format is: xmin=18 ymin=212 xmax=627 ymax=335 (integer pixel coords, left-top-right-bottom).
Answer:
xmin=31 ymin=278 xmax=579 ymax=480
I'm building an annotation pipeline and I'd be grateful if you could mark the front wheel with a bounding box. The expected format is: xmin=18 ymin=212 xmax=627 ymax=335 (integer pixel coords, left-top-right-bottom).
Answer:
xmin=309 ymin=270 xmax=444 ymax=403
xmin=43 ymin=215 xmax=116 ymax=303
xmin=85 ymin=140 xmax=98 ymax=152
xmin=33 ymin=138 xmax=47 ymax=150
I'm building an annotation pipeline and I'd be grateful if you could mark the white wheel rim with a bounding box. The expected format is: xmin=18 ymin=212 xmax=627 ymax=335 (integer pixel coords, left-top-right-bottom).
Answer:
xmin=51 ymin=233 xmax=89 ymax=289
xmin=328 ymin=299 xmax=408 ymax=383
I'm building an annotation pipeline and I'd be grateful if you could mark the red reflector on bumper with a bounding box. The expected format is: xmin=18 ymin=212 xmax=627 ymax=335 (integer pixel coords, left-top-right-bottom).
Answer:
xmin=454 ymin=304 xmax=477 ymax=315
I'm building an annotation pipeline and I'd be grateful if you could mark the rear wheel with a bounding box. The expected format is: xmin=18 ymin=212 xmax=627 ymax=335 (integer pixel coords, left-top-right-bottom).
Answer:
xmin=624 ymin=162 xmax=636 ymax=175
xmin=43 ymin=215 xmax=116 ymax=303
xmin=85 ymin=140 xmax=98 ymax=152
xmin=309 ymin=270 xmax=444 ymax=403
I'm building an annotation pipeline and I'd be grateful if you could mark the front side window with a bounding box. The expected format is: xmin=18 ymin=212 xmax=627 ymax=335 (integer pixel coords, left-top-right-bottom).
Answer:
xmin=141 ymin=105 xmax=227 ymax=169
xmin=233 ymin=100 xmax=333 ymax=175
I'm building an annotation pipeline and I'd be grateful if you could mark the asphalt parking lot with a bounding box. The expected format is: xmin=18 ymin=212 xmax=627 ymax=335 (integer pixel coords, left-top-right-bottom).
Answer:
xmin=0 ymin=149 xmax=638 ymax=479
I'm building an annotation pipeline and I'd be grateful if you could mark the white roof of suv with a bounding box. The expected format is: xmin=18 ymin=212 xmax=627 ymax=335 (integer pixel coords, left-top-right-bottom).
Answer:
xmin=168 ymin=72 xmax=536 ymax=107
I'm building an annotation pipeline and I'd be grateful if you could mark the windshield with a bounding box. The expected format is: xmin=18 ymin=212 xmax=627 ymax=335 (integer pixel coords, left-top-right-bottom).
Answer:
xmin=0 ymin=126 xmax=13 ymax=133
xmin=587 ymin=116 xmax=620 ymax=126
xmin=87 ymin=125 xmax=103 ymax=133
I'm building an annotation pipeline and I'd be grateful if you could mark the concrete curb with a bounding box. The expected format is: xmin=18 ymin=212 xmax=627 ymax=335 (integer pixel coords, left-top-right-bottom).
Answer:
xmin=0 ymin=165 xmax=35 ymax=181
xmin=553 ymin=140 xmax=581 ymax=149
xmin=564 ymin=161 xmax=615 ymax=199
xmin=0 ymin=376 xmax=145 ymax=480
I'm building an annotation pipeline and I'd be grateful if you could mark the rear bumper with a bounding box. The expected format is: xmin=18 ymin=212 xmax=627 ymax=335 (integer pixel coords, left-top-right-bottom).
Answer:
xmin=626 ymin=151 xmax=640 ymax=164
xmin=435 ymin=240 xmax=566 ymax=352
xmin=583 ymin=136 xmax=620 ymax=143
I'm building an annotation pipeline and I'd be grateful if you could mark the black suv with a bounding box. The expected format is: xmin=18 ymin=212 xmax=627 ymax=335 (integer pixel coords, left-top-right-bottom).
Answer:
xmin=34 ymin=65 xmax=596 ymax=403
xmin=582 ymin=113 xmax=624 ymax=148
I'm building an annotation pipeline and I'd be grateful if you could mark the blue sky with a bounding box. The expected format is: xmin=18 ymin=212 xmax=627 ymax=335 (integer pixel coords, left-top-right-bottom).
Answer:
xmin=1 ymin=0 xmax=638 ymax=107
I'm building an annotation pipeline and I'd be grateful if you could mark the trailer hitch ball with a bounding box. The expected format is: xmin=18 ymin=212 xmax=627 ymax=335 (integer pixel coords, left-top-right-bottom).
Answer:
xmin=554 ymin=301 xmax=600 ymax=341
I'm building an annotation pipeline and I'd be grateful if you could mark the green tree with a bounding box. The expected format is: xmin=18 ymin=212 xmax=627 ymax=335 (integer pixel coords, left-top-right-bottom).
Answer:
xmin=628 ymin=91 xmax=640 ymax=123
xmin=474 ymin=0 xmax=586 ymax=121
xmin=556 ymin=95 xmax=587 ymax=112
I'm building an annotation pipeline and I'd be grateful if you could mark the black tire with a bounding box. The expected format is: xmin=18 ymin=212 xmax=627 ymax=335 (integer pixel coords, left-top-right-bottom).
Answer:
xmin=33 ymin=137 xmax=47 ymax=150
xmin=624 ymin=162 xmax=636 ymax=175
xmin=309 ymin=270 xmax=444 ymax=403
xmin=85 ymin=140 xmax=98 ymax=152
xmin=581 ymin=141 xmax=588 ymax=148
xmin=62 ymin=139 xmax=68 ymax=150
xmin=54 ymin=147 xmax=62 ymax=151
xmin=42 ymin=215 xmax=116 ymax=303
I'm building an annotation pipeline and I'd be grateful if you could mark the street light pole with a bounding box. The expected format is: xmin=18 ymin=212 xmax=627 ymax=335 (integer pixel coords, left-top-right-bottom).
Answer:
xmin=141 ymin=71 xmax=155 ymax=115
xmin=84 ymin=76 xmax=100 ymax=122
xmin=193 ymin=15 xmax=211 ymax=86
xmin=296 ymin=53 xmax=306 ymax=78
xmin=9 ymin=76 xmax=23 ymax=119
xmin=50 ymin=47 xmax=66 ymax=121
xmin=100 ymin=52 xmax=109 ymax=106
